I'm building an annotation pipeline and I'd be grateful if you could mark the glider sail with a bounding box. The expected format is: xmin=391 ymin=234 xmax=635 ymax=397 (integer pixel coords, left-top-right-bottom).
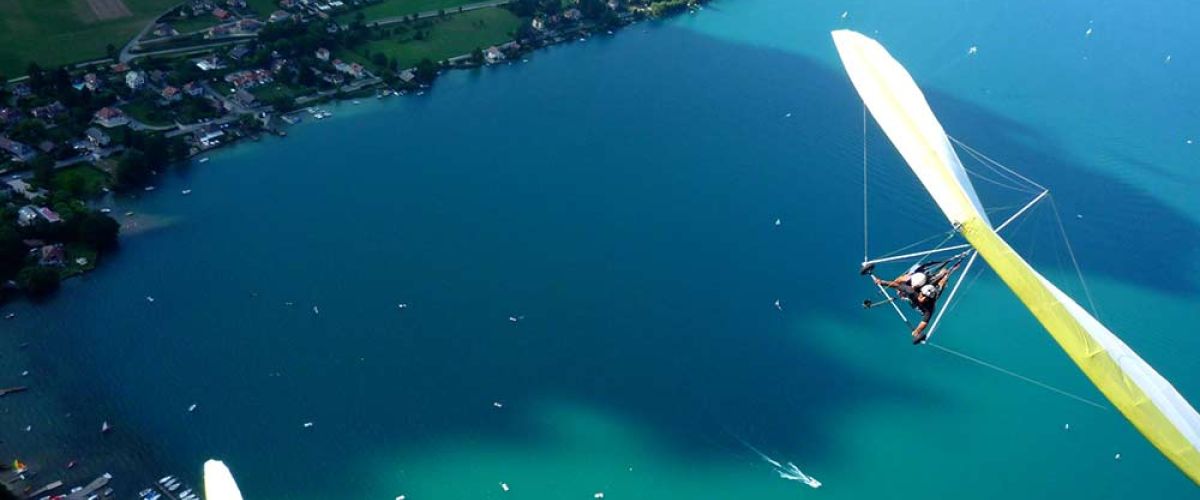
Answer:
xmin=204 ymin=460 xmax=245 ymax=500
xmin=831 ymin=29 xmax=1200 ymax=486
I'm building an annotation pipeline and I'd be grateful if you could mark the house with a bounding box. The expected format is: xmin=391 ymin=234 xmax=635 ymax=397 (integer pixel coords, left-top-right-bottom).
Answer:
xmin=153 ymin=22 xmax=176 ymax=37
xmin=126 ymin=70 xmax=146 ymax=90
xmin=17 ymin=206 xmax=40 ymax=226
xmin=280 ymin=0 xmax=297 ymax=8
xmin=94 ymin=107 xmax=129 ymax=128
xmin=162 ymin=86 xmax=182 ymax=102
xmin=228 ymin=44 xmax=251 ymax=60
xmin=0 ymin=108 xmax=21 ymax=125
xmin=110 ymin=62 xmax=130 ymax=73
xmin=235 ymin=19 xmax=263 ymax=33
xmin=5 ymin=180 xmax=43 ymax=201
xmin=531 ymin=17 xmax=546 ymax=31
xmin=212 ymin=7 xmax=230 ymax=19
xmin=37 ymin=207 xmax=62 ymax=223
xmin=84 ymin=73 xmax=101 ymax=91
xmin=86 ymin=127 xmax=111 ymax=147
xmin=484 ymin=46 xmax=505 ymax=64
xmin=269 ymin=10 xmax=291 ymax=22
xmin=195 ymin=55 xmax=225 ymax=71
xmin=198 ymin=130 xmax=225 ymax=148
xmin=331 ymin=59 xmax=364 ymax=78
xmin=315 ymin=47 xmax=330 ymax=61
xmin=607 ymin=0 xmax=619 ymax=9
xmin=37 ymin=141 xmax=56 ymax=154
xmin=563 ymin=8 xmax=581 ymax=20
xmin=11 ymin=83 xmax=31 ymax=98
xmin=38 ymin=244 xmax=66 ymax=267
xmin=398 ymin=69 xmax=416 ymax=83
xmin=233 ymin=89 xmax=256 ymax=106
xmin=30 ymin=101 xmax=66 ymax=121
xmin=183 ymin=82 xmax=205 ymax=97
xmin=0 ymin=136 xmax=37 ymax=162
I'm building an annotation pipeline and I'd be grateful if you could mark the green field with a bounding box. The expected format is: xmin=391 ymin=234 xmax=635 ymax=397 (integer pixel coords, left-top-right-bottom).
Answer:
xmin=52 ymin=165 xmax=110 ymax=198
xmin=0 ymin=0 xmax=180 ymax=76
xmin=244 ymin=0 xmax=279 ymax=16
xmin=166 ymin=13 xmax=222 ymax=36
xmin=349 ymin=7 xmax=521 ymax=69
xmin=338 ymin=0 xmax=483 ymax=24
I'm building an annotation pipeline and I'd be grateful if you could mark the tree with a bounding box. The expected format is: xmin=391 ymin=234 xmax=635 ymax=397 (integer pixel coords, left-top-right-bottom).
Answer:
xmin=77 ymin=212 xmax=120 ymax=251
xmin=0 ymin=226 xmax=26 ymax=282
xmin=371 ymin=52 xmax=387 ymax=67
xmin=18 ymin=266 xmax=60 ymax=298
xmin=106 ymin=43 xmax=118 ymax=60
xmin=470 ymin=47 xmax=484 ymax=64
xmin=414 ymin=58 xmax=438 ymax=83
xmin=115 ymin=149 xmax=151 ymax=188
xmin=31 ymin=155 xmax=54 ymax=188
xmin=26 ymin=62 xmax=45 ymax=92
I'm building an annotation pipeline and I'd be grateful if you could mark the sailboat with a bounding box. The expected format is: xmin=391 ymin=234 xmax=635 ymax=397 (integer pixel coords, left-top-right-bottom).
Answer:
xmin=831 ymin=29 xmax=1200 ymax=485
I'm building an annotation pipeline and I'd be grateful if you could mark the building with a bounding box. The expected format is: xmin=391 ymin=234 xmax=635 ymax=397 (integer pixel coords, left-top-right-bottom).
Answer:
xmin=398 ymin=69 xmax=416 ymax=83
xmin=126 ymin=70 xmax=146 ymax=90
xmin=233 ymin=89 xmax=256 ymax=106
xmin=0 ymin=136 xmax=37 ymax=162
xmin=198 ymin=130 xmax=225 ymax=148
xmin=94 ymin=107 xmax=129 ymax=128
xmin=37 ymin=207 xmax=62 ymax=223
xmin=228 ymin=44 xmax=251 ymax=60
xmin=315 ymin=47 xmax=330 ymax=61
xmin=5 ymin=180 xmax=42 ymax=201
xmin=531 ymin=17 xmax=546 ymax=30
xmin=162 ymin=86 xmax=182 ymax=102
xmin=84 ymin=73 xmax=101 ymax=91
xmin=85 ymin=127 xmax=111 ymax=147
xmin=30 ymin=101 xmax=66 ymax=121
xmin=563 ymin=8 xmax=581 ymax=20
xmin=0 ymin=108 xmax=21 ymax=125
xmin=38 ymin=244 xmax=66 ymax=267
xmin=17 ymin=206 xmax=40 ymax=226
xmin=212 ymin=7 xmax=230 ymax=19
xmin=484 ymin=46 xmax=505 ymax=64
xmin=195 ymin=56 xmax=225 ymax=71
xmin=269 ymin=10 xmax=291 ymax=22
xmin=183 ymin=82 xmax=205 ymax=97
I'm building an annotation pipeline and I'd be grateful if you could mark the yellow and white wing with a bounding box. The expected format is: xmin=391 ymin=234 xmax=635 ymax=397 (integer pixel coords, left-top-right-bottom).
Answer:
xmin=831 ymin=29 xmax=1200 ymax=486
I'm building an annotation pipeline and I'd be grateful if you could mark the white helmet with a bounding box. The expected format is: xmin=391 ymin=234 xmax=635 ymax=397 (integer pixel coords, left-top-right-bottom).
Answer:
xmin=921 ymin=285 xmax=938 ymax=298
xmin=909 ymin=272 xmax=927 ymax=288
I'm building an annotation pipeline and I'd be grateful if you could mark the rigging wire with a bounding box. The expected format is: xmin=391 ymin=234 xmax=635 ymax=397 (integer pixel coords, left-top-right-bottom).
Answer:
xmin=863 ymin=105 xmax=869 ymax=261
xmin=926 ymin=343 xmax=1109 ymax=411
xmin=1049 ymin=195 xmax=1103 ymax=319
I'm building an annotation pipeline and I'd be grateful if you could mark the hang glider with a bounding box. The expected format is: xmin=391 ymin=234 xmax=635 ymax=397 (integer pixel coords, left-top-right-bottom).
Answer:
xmin=204 ymin=460 xmax=245 ymax=500
xmin=831 ymin=29 xmax=1200 ymax=486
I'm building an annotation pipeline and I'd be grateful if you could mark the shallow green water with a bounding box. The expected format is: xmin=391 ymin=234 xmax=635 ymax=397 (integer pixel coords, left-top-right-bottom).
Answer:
xmin=3 ymin=0 xmax=1198 ymax=498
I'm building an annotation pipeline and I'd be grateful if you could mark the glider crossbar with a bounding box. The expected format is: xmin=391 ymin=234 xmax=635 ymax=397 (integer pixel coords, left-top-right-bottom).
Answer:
xmin=924 ymin=250 xmax=979 ymax=342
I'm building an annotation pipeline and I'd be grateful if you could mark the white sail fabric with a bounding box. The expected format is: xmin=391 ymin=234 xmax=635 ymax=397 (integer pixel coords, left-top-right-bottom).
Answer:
xmin=831 ymin=29 xmax=991 ymax=227
xmin=831 ymin=28 xmax=1200 ymax=485
xmin=204 ymin=460 xmax=245 ymax=500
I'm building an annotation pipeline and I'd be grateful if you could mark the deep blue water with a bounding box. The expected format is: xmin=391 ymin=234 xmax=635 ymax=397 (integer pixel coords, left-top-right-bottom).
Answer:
xmin=3 ymin=0 xmax=1198 ymax=498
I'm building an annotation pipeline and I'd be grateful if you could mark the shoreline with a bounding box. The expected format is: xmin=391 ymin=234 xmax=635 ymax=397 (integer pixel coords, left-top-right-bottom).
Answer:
xmin=0 ymin=3 xmax=710 ymax=497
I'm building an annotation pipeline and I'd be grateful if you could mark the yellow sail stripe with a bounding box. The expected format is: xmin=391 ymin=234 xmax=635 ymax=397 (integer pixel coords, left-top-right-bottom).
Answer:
xmin=959 ymin=218 xmax=1200 ymax=484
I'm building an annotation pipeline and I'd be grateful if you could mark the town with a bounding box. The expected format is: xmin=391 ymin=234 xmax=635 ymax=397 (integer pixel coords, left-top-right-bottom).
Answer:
xmin=0 ymin=0 xmax=704 ymax=301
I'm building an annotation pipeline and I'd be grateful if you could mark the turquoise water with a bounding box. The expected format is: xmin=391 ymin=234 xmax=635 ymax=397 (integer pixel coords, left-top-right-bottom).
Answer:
xmin=3 ymin=0 xmax=1199 ymax=498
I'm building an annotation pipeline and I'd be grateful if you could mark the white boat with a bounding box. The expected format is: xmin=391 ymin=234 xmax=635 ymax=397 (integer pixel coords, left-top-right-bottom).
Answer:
xmin=159 ymin=476 xmax=173 ymax=484
xmin=146 ymin=296 xmax=155 ymax=303
xmin=101 ymin=421 xmax=111 ymax=433
xmin=144 ymin=186 xmax=155 ymax=191
xmin=198 ymin=157 xmax=209 ymax=163
xmin=303 ymin=421 xmax=314 ymax=428
xmin=181 ymin=189 xmax=192 ymax=195
xmin=99 ymin=208 xmax=112 ymax=213
xmin=188 ymin=404 xmax=197 ymax=412
xmin=312 ymin=306 xmax=319 ymax=315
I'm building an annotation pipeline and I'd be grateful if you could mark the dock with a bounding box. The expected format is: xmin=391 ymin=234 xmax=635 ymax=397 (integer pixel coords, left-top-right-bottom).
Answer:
xmin=65 ymin=472 xmax=110 ymax=499
xmin=27 ymin=480 xmax=63 ymax=497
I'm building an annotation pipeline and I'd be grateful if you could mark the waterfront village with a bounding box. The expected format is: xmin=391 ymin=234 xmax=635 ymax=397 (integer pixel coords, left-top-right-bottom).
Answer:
xmin=0 ymin=0 xmax=705 ymax=497
xmin=0 ymin=0 xmax=704 ymax=306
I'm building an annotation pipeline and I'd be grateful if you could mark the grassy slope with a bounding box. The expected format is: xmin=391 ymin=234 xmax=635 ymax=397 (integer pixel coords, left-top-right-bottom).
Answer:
xmin=244 ymin=0 xmax=279 ymax=16
xmin=338 ymin=0 xmax=482 ymax=23
xmin=350 ymin=7 xmax=521 ymax=69
xmin=0 ymin=0 xmax=179 ymax=76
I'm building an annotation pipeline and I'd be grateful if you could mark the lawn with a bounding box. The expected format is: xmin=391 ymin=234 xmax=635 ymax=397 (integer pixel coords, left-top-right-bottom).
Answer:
xmin=0 ymin=0 xmax=180 ymax=75
xmin=338 ymin=0 xmax=485 ymax=24
xmin=244 ymin=0 xmax=280 ymax=16
xmin=123 ymin=97 xmax=174 ymax=126
xmin=52 ymin=165 xmax=110 ymax=198
xmin=166 ymin=13 xmax=222 ymax=35
xmin=350 ymin=7 xmax=521 ymax=69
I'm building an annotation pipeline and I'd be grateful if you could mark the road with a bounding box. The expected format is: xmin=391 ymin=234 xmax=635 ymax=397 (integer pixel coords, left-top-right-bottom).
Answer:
xmin=360 ymin=0 xmax=513 ymax=28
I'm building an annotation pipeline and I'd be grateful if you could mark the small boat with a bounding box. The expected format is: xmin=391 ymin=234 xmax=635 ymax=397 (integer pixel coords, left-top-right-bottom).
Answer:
xmin=146 ymin=296 xmax=155 ymax=303
xmin=312 ymin=306 xmax=319 ymax=315
xmin=66 ymin=460 xmax=77 ymax=469
xmin=198 ymin=157 xmax=209 ymax=163
xmin=774 ymin=218 xmax=781 ymax=226
xmin=99 ymin=208 xmax=112 ymax=213
xmin=352 ymin=100 xmax=360 ymax=105
xmin=774 ymin=299 xmax=782 ymax=311
xmin=125 ymin=211 xmax=135 ymax=216
xmin=303 ymin=421 xmax=314 ymax=428
xmin=158 ymin=476 xmax=173 ymax=485
xmin=508 ymin=316 xmax=519 ymax=323
xmin=4 ymin=313 xmax=14 ymax=320
xmin=181 ymin=189 xmax=192 ymax=195
xmin=144 ymin=186 xmax=155 ymax=191
xmin=101 ymin=421 xmax=111 ymax=433
xmin=500 ymin=482 xmax=510 ymax=492
xmin=188 ymin=403 xmax=197 ymax=412
xmin=493 ymin=401 xmax=503 ymax=408
xmin=968 ymin=45 xmax=978 ymax=55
